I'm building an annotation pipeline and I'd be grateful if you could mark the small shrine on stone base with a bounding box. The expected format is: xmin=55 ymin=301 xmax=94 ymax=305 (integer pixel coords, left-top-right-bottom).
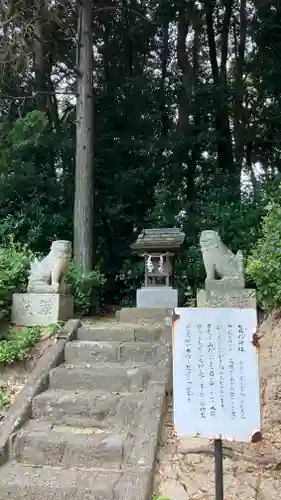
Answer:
xmin=131 ymin=228 xmax=185 ymax=308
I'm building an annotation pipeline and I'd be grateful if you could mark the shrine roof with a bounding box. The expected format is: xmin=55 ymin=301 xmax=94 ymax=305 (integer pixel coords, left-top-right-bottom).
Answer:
xmin=131 ymin=228 xmax=185 ymax=252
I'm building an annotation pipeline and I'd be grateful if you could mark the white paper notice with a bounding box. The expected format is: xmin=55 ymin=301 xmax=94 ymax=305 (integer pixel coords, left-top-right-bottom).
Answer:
xmin=172 ymin=308 xmax=260 ymax=442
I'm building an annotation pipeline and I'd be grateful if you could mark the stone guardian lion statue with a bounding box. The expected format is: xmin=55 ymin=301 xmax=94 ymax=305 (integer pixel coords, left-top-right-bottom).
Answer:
xmin=27 ymin=240 xmax=72 ymax=294
xmin=199 ymin=230 xmax=245 ymax=290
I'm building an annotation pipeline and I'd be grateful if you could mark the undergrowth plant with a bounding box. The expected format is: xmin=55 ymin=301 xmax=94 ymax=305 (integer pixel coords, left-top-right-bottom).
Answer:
xmin=46 ymin=322 xmax=64 ymax=338
xmin=0 ymin=386 xmax=10 ymax=408
xmin=152 ymin=496 xmax=171 ymax=500
xmin=0 ymin=238 xmax=36 ymax=318
xmin=0 ymin=326 xmax=42 ymax=365
xmin=66 ymin=263 xmax=106 ymax=316
xmin=247 ymin=201 xmax=281 ymax=311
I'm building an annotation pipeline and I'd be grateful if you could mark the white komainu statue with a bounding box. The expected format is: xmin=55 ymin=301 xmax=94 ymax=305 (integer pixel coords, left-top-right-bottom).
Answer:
xmin=27 ymin=240 xmax=72 ymax=294
xmin=199 ymin=230 xmax=245 ymax=290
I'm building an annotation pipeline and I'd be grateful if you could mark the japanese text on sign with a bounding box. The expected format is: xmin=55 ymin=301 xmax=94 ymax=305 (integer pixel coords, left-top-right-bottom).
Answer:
xmin=172 ymin=308 xmax=260 ymax=442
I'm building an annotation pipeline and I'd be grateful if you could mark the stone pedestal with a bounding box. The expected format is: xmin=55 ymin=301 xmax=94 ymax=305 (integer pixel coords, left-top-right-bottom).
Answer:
xmin=196 ymin=289 xmax=256 ymax=309
xmin=11 ymin=293 xmax=74 ymax=326
xmin=137 ymin=286 xmax=178 ymax=309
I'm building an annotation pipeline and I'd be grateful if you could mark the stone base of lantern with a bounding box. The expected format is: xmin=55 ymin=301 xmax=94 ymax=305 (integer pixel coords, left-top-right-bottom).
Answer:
xmin=136 ymin=286 xmax=178 ymax=309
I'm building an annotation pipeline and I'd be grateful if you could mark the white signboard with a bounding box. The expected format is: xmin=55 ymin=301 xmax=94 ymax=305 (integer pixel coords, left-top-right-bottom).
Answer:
xmin=172 ymin=308 xmax=260 ymax=442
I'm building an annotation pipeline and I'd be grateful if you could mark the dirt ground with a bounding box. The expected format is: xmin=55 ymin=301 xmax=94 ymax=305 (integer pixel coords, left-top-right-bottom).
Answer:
xmin=154 ymin=313 xmax=281 ymax=500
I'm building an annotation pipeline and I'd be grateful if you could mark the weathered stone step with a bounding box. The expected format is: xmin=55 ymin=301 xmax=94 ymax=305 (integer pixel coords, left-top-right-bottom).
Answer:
xmin=13 ymin=421 xmax=127 ymax=468
xmin=116 ymin=307 xmax=172 ymax=323
xmin=32 ymin=389 xmax=144 ymax=428
xmin=65 ymin=340 xmax=157 ymax=363
xmin=77 ymin=322 xmax=162 ymax=342
xmin=0 ymin=463 xmax=122 ymax=500
xmin=49 ymin=362 xmax=151 ymax=392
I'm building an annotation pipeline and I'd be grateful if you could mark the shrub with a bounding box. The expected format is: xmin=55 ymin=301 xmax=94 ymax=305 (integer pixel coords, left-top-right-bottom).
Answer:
xmin=0 ymin=326 xmax=42 ymax=365
xmin=152 ymin=496 xmax=171 ymax=500
xmin=0 ymin=386 xmax=10 ymax=408
xmin=66 ymin=263 xmax=106 ymax=316
xmin=246 ymin=201 xmax=281 ymax=311
xmin=0 ymin=239 xmax=35 ymax=318
xmin=113 ymin=258 xmax=144 ymax=306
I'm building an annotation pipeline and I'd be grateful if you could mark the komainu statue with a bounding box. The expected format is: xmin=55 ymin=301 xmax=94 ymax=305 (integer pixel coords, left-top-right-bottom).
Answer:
xmin=27 ymin=240 xmax=72 ymax=294
xmin=199 ymin=230 xmax=245 ymax=290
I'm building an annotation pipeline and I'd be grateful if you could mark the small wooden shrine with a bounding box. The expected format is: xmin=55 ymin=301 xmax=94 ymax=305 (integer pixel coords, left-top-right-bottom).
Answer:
xmin=131 ymin=228 xmax=185 ymax=308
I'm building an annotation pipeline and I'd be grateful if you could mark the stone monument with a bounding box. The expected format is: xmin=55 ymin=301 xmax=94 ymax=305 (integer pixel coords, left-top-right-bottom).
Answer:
xmin=131 ymin=228 xmax=185 ymax=308
xmin=11 ymin=240 xmax=74 ymax=326
xmin=197 ymin=230 xmax=256 ymax=308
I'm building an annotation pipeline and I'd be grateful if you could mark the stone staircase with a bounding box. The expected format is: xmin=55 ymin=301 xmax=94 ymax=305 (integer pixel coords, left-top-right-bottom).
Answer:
xmin=0 ymin=317 xmax=171 ymax=499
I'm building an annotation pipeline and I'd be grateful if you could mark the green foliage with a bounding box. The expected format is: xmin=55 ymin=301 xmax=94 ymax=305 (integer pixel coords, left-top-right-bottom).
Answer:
xmin=0 ymin=386 xmax=10 ymax=409
xmin=152 ymin=496 xmax=171 ymax=500
xmin=146 ymin=190 xmax=265 ymax=305
xmin=0 ymin=239 xmax=35 ymax=318
xmin=1 ymin=0 xmax=281 ymax=312
xmin=46 ymin=323 xmax=64 ymax=339
xmin=66 ymin=263 xmax=106 ymax=316
xmin=0 ymin=326 xmax=42 ymax=365
xmin=0 ymin=111 xmax=72 ymax=253
xmin=113 ymin=258 xmax=144 ymax=306
xmin=8 ymin=110 xmax=49 ymax=150
xmin=247 ymin=200 xmax=281 ymax=311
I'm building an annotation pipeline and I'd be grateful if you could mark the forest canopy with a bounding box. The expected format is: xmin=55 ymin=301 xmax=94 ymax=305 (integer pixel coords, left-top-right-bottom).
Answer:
xmin=0 ymin=0 xmax=280 ymax=306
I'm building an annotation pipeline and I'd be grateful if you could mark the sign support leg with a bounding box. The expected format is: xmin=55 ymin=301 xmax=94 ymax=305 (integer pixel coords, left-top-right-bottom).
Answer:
xmin=214 ymin=438 xmax=224 ymax=500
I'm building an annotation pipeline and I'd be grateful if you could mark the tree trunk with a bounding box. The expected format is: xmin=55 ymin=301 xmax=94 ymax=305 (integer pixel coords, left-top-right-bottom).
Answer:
xmin=160 ymin=12 xmax=169 ymax=140
xmin=176 ymin=0 xmax=199 ymax=202
xmin=233 ymin=0 xmax=247 ymax=173
xmin=34 ymin=0 xmax=48 ymax=114
xmin=204 ymin=0 xmax=239 ymax=198
xmin=74 ymin=0 xmax=94 ymax=272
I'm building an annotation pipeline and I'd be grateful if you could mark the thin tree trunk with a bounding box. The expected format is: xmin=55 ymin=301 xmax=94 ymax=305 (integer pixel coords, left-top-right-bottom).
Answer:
xmin=74 ymin=0 xmax=94 ymax=272
xmin=204 ymin=0 xmax=238 ymax=197
xmin=34 ymin=0 xmax=48 ymax=114
xmin=160 ymin=14 xmax=169 ymax=139
xmin=233 ymin=0 xmax=247 ymax=172
xmin=176 ymin=0 xmax=198 ymax=201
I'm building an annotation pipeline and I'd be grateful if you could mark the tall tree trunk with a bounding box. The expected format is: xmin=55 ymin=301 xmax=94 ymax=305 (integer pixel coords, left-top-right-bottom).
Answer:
xmin=160 ymin=13 xmax=169 ymax=140
xmin=176 ymin=0 xmax=198 ymax=201
xmin=122 ymin=0 xmax=133 ymax=78
xmin=189 ymin=19 xmax=201 ymax=202
xmin=74 ymin=0 xmax=94 ymax=272
xmin=233 ymin=0 xmax=247 ymax=172
xmin=204 ymin=0 xmax=239 ymax=198
xmin=34 ymin=0 xmax=48 ymax=114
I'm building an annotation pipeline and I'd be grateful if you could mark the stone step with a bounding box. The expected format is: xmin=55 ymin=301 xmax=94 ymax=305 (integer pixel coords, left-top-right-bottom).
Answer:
xmin=13 ymin=421 xmax=127 ymax=469
xmin=0 ymin=463 xmax=122 ymax=500
xmin=65 ymin=340 xmax=157 ymax=364
xmin=32 ymin=389 xmax=144 ymax=428
xmin=116 ymin=307 xmax=172 ymax=323
xmin=77 ymin=322 xmax=162 ymax=342
xmin=49 ymin=362 xmax=151 ymax=392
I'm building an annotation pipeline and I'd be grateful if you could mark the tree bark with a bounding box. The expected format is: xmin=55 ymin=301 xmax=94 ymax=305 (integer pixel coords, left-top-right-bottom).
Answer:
xmin=34 ymin=0 xmax=48 ymax=114
xmin=176 ymin=0 xmax=200 ymax=203
xmin=160 ymin=11 xmax=169 ymax=139
xmin=74 ymin=0 xmax=94 ymax=272
xmin=204 ymin=0 xmax=239 ymax=198
xmin=233 ymin=0 xmax=247 ymax=173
